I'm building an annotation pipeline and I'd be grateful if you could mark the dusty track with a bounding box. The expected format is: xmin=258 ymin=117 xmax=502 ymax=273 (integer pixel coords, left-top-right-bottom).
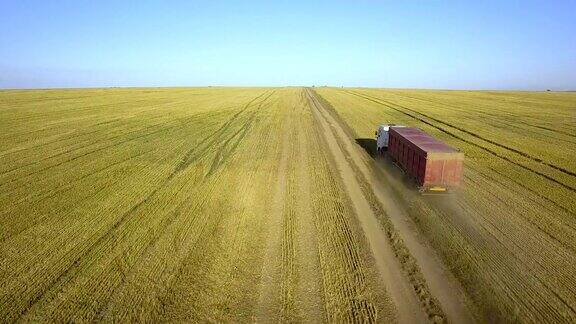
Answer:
xmin=307 ymin=89 xmax=426 ymax=323
xmin=255 ymin=111 xmax=290 ymax=321
xmin=256 ymin=92 xmax=326 ymax=322
xmin=306 ymin=88 xmax=475 ymax=323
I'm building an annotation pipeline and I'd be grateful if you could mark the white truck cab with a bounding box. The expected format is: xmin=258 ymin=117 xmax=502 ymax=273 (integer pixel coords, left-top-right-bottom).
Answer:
xmin=375 ymin=124 xmax=404 ymax=155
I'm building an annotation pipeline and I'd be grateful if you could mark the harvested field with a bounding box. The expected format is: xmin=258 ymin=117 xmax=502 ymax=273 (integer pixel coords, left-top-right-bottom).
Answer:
xmin=1 ymin=86 xmax=574 ymax=322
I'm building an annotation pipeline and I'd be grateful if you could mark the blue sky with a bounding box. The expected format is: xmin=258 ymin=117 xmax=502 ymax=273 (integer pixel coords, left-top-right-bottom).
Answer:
xmin=1 ymin=1 xmax=575 ymax=89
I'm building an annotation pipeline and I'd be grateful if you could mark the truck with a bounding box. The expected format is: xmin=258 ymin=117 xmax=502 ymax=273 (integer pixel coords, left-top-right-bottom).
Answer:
xmin=376 ymin=125 xmax=464 ymax=192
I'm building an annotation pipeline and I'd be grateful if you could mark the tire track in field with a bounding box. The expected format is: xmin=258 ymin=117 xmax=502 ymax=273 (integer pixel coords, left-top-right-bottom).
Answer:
xmin=97 ymin=97 xmax=277 ymax=321
xmin=0 ymin=96 xmax=164 ymax=157
xmin=171 ymin=90 xmax=274 ymax=177
xmin=306 ymin=110 xmax=381 ymax=322
xmin=1 ymin=95 xmax=260 ymax=196
xmin=76 ymin=92 xmax=273 ymax=318
xmin=12 ymin=91 xmax=275 ymax=320
xmin=256 ymin=91 xmax=327 ymax=322
xmin=0 ymin=93 xmax=233 ymax=175
xmin=293 ymin=90 xmax=326 ymax=322
xmin=391 ymin=91 xmax=576 ymax=139
xmin=255 ymin=103 xmax=291 ymax=322
xmin=5 ymin=147 xmax=153 ymax=209
xmin=0 ymin=113 xmax=219 ymax=244
xmin=1 ymin=108 xmax=178 ymax=173
xmin=422 ymin=172 xmax=576 ymax=321
xmin=0 ymin=106 xmax=234 ymax=199
xmin=90 ymin=175 xmax=217 ymax=320
xmin=372 ymin=91 xmax=576 ymax=178
xmin=346 ymin=91 xmax=576 ymax=193
xmin=0 ymin=98 xmax=195 ymax=175
xmin=305 ymin=89 xmax=430 ymax=323
xmin=459 ymin=167 xmax=576 ymax=305
xmin=0 ymin=148 xmax=154 ymax=243
xmin=0 ymin=111 xmax=207 ymax=191
xmin=96 ymin=179 xmax=224 ymax=322
xmin=151 ymin=106 xmax=279 ymax=321
xmin=530 ymin=124 xmax=576 ymax=138
xmin=8 ymin=182 xmax=165 ymax=321
xmin=486 ymin=164 xmax=576 ymax=230
xmin=205 ymin=93 xmax=274 ymax=177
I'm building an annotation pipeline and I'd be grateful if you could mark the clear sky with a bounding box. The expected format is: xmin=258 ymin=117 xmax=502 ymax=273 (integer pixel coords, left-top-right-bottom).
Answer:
xmin=1 ymin=0 xmax=575 ymax=90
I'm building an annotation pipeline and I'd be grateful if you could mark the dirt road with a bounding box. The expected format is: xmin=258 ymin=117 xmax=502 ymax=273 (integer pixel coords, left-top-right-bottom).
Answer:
xmin=256 ymin=106 xmax=291 ymax=322
xmin=256 ymin=93 xmax=326 ymax=322
xmin=306 ymin=88 xmax=475 ymax=323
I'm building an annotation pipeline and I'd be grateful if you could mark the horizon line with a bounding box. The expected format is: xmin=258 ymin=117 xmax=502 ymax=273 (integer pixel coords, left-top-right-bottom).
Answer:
xmin=1 ymin=85 xmax=574 ymax=92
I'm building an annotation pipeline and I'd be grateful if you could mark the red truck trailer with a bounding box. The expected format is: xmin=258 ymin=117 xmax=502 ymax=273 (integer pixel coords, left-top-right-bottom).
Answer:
xmin=387 ymin=127 xmax=464 ymax=192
